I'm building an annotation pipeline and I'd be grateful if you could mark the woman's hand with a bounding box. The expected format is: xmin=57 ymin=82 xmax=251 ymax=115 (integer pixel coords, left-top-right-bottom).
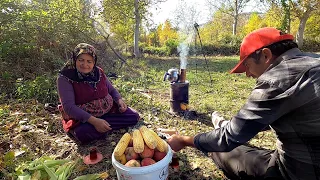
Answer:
xmin=117 ymin=99 xmax=127 ymax=113
xmin=167 ymin=134 xmax=195 ymax=152
xmin=88 ymin=116 xmax=112 ymax=133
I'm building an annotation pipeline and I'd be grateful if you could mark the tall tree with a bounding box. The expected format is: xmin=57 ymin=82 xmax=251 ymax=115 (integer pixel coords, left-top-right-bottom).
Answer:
xmin=134 ymin=0 xmax=141 ymax=57
xmin=157 ymin=20 xmax=178 ymax=46
xmin=243 ymin=12 xmax=264 ymax=35
xmin=103 ymin=0 xmax=166 ymax=58
xmin=262 ymin=3 xmax=284 ymax=28
xmin=200 ymin=9 xmax=234 ymax=44
xmin=103 ymin=0 xmax=135 ymax=52
xmin=304 ymin=12 xmax=320 ymax=40
xmin=206 ymin=0 xmax=251 ymax=35
xmin=280 ymin=0 xmax=291 ymax=32
xmin=291 ymin=0 xmax=320 ymax=47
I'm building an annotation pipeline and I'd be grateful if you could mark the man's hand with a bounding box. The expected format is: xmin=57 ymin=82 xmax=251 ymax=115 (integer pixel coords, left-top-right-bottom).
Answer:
xmin=88 ymin=116 xmax=112 ymax=133
xmin=167 ymin=134 xmax=195 ymax=152
xmin=117 ymin=99 xmax=127 ymax=113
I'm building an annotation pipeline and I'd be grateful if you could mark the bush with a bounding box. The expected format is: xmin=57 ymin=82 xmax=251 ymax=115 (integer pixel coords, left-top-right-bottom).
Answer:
xmin=217 ymin=34 xmax=242 ymax=46
xmin=189 ymin=43 xmax=239 ymax=56
xmin=142 ymin=37 xmax=240 ymax=57
xmin=142 ymin=46 xmax=167 ymax=56
xmin=0 ymin=70 xmax=16 ymax=100
xmin=165 ymin=39 xmax=179 ymax=56
xmin=16 ymin=75 xmax=58 ymax=103
xmin=301 ymin=39 xmax=320 ymax=52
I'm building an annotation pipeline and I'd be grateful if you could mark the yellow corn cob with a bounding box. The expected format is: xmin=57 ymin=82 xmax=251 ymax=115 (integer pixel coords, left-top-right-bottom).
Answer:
xmin=114 ymin=154 xmax=127 ymax=165
xmin=132 ymin=129 xmax=144 ymax=153
xmin=114 ymin=133 xmax=131 ymax=156
xmin=139 ymin=126 xmax=157 ymax=149
xmin=148 ymin=129 xmax=168 ymax=152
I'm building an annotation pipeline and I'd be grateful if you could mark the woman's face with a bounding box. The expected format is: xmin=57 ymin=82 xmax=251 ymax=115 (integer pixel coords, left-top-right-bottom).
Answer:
xmin=76 ymin=53 xmax=95 ymax=74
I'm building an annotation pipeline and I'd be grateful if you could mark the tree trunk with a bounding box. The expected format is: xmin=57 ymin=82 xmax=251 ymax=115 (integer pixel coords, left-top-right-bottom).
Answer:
xmin=288 ymin=9 xmax=291 ymax=33
xmin=233 ymin=16 xmax=238 ymax=35
xmin=134 ymin=0 xmax=141 ymax=58
xmin=232 ymin=0 xmax=238 ymax=35
xmin=296 ymin=9 xmax=312 ymax=48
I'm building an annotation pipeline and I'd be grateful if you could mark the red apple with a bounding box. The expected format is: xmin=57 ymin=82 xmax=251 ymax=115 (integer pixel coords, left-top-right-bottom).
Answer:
xmin=125 ymin=159 xmax=141 ymax=167
xmin=153 ymin=151 xmax=167 ymax=161
xmin=139 ymin=145 xmax=154 ymax=159
xmin=125 ymin=147 xmax=139 ymax=161
xmin=141 ymin=158 xmax=156 ymax=166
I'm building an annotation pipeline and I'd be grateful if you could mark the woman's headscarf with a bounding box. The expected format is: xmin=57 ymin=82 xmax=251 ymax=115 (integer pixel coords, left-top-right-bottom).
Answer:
xmin=59 ymin=43 xmax=100 ymax=85
xmin=72 ymin=43 xmax=97 ymax=63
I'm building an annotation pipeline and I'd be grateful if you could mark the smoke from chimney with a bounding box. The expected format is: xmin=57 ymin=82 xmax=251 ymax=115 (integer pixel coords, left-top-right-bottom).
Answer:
xmin=178 ymin=42 xmax=189 ymax=69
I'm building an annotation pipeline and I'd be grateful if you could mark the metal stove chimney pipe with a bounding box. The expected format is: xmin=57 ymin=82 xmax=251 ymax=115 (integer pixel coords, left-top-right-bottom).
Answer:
xmin=179 ymin=69 xmax=186 ymax=83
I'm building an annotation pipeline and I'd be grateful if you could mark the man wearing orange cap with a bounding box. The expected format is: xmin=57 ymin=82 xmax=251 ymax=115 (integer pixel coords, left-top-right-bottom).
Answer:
xmin=167 ymin=27 xmax=320 ymax=179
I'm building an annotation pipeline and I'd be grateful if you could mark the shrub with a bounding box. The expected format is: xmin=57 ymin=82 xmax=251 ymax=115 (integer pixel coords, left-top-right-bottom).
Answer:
xmin=189 ymin=43 xmax=239 ymax=56
xmin=142 ymin=46 xmax=167 ymax=56
xmin=165 ymin=39 xmax=179 ymax=56
xmin=301 ymin=39 xmax=320 ymax=52
xmin=16 ymin=75 xmax=58 ymax=103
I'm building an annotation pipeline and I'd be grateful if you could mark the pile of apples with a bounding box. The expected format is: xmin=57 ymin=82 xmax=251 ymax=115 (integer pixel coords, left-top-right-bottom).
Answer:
xmin=117 ymin=139 xmax=167 ymax=167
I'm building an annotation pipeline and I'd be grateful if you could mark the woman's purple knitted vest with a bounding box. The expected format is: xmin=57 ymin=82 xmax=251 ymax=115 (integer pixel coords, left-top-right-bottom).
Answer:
xmin=72 ymin=68 xmax=108 ymax=105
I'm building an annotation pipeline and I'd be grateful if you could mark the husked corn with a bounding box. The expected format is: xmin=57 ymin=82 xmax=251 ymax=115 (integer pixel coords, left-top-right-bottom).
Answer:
xmin=139 ymin=126 xmax=157 ymax=149
xmin=114 ymin=154 xmax=127 ymax=165
xmin=149 ymin=129 xmax=168 ymax=152
xmin=132 ymin=129 xmax=144 ymax=153
xmin=114 ymin=133 xmax=131 ymax=156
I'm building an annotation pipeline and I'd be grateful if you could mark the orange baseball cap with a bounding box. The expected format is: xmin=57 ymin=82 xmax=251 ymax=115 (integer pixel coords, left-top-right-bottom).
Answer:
xmin=230 ymin=27 xmax=294 ymax=73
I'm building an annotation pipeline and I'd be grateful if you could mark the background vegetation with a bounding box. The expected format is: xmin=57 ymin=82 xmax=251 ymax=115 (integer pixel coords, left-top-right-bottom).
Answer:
xmin=1 ymin=0 xmax=320 ymax=101
xmin=1 ymin=0 xmax=319 ymax=179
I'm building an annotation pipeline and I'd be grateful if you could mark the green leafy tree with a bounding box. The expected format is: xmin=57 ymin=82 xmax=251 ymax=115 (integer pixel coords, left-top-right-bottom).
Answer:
xmin=280 ymin=0 xmax=291 ymax=32
xmin=261 ymin=4 xmax=283 ymax=28
xmin=243 ymin=12 xmax=265 ymax=35
xmin=207 ymin=0 xmax=251 ymax=35
xmin=157 ymin=20 xmax=178 ymax=46
xmin=304 ymin=12 xmax=320 ymax=40
xmin=291 ymin=0 xmax=320 ymax=47
xmin=146 ymin=28 xmax=159 ymax=46
xmin=103 ymin=0 xmax=167 ymax=58
xmin=0 ymin=0 xmax=98 ymax=98
xmin=200 ymin=9 xmax=234 ymax=45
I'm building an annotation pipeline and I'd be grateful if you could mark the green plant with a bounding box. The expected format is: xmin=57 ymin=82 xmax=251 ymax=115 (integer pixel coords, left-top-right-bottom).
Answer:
xmin=15 ymin=75 xmax=58 ymax=103
xmin=0 ymin=108 xmax=9 ymax=119
xmin=165 ymin=39 xmax=179 ymax=56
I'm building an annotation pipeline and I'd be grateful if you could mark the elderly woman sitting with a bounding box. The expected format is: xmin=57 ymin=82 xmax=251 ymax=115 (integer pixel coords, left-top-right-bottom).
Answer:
xmin=57 ymin=43 xmax=139 ymax=144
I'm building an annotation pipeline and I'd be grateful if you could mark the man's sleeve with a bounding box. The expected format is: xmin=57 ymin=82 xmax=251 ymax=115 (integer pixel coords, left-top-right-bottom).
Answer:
xmin=194 ymin=81 xmax=294 ymax=153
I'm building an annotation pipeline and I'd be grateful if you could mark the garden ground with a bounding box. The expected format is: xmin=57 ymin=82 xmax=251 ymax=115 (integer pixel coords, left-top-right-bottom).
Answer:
xmin=0 ymin=56 xmax=276 ymax=179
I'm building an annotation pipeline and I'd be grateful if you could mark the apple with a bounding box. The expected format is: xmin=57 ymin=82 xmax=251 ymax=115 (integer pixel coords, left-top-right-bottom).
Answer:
xmin=153 ymin=150 xmax=167 ymax=161
xmin=141 ymin=158 xmax=156 ymax=166
xmin=125 ymin=159 xmax=141 ymax=167
xmin=125 ymin=147 xmax=139 ymax=161
xmin=139 ymin=145 xmax=154 ymax=159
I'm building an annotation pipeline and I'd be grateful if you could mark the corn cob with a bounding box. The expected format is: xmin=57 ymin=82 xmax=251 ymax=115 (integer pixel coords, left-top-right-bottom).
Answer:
xmin=114 ymin=154 xmax=127 ymax=165
xmin=139 ymin=126 xmax=157 ymax=149
xmin=114 ymin=133 xmax=131 ymax=156
xmin=132 ymin=129 xmax=145 ymax=153
xmin=148 ymin=129 xmax=168 ymax=152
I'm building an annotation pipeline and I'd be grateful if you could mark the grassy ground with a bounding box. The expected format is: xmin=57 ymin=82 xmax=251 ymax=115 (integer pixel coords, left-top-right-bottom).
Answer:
xmin=0 ymin=55 xmax=276 ymax=180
